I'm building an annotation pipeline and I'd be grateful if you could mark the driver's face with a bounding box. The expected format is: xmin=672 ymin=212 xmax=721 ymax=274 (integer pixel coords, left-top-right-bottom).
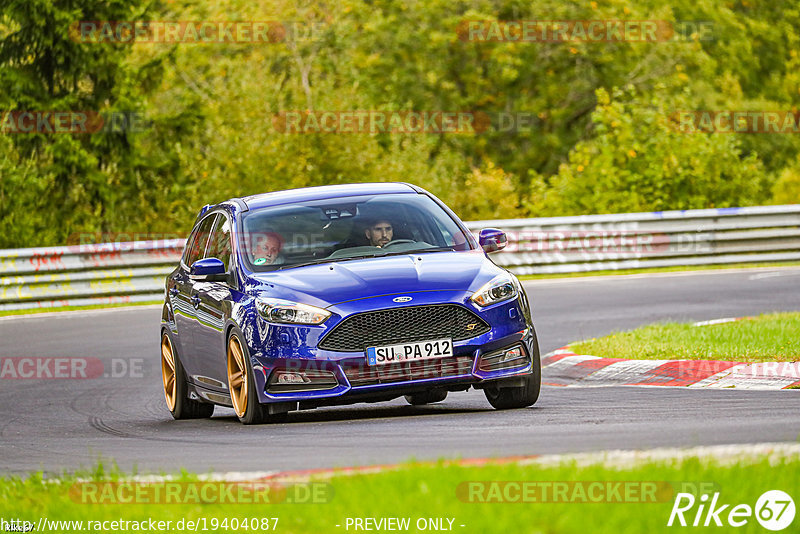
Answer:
xmin=365 ymin=221 xmax=393 ymax=247
xmin=253 ymin=235 xmax=281 ymax=264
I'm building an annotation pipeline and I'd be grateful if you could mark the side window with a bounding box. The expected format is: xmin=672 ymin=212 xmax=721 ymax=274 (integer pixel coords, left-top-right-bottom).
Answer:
xmin=206 ymin=214 xmax=232 ymax=271
xmin=183 ymin=214 xmax=217 ymax=267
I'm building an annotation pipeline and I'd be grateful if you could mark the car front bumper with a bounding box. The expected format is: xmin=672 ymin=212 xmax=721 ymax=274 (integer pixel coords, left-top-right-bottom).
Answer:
xmin=246 ymin=295 xmax=536 ymax=405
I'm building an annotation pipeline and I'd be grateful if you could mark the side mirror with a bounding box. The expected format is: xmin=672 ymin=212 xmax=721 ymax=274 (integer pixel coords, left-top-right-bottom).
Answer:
xmin=478 ymin=228 xmax=507 ymax=254
xmin=190 ymin=258 xmax=228 ymax=282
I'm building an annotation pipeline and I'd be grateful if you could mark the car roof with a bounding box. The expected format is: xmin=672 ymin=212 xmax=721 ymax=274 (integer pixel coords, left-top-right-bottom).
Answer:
xmin=240 ymin=182 xmax=421 ymax=211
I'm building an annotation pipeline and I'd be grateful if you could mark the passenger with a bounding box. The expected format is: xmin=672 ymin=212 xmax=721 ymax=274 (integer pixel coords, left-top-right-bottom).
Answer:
xmin=364 ymin=219 xmax=393 ymax=248
xmin=251 ymin=231 xmax=284 ymax=265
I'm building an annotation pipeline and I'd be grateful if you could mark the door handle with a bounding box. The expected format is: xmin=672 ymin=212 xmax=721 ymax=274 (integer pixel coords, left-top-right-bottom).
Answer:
xmin=169 ymin=288 xmax=179 ymax=297
xmin=191 ymin=296 xmax=201 ymax=308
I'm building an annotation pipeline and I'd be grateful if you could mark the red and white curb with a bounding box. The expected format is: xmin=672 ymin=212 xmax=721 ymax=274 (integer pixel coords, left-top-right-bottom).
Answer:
xmin=542 ymin=348 xmax=800 ymax=390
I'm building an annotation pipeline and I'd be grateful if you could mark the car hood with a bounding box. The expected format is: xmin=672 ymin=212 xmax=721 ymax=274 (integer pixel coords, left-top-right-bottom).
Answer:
xmin=247 ymin=251 xmax=504 ymax=307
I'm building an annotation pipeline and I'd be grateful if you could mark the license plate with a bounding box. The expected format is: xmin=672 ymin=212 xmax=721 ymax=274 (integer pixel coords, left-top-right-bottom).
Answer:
xmin=366 ymin=339 xmax=453 ymax=366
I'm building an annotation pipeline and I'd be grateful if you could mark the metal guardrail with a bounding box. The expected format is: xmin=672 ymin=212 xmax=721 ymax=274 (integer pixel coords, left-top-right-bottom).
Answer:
xmin=463 ymin=204 xmax=800 ymax=275
xmin=1 ymin=205 xmax=799 ymax=311
xmin=0 ymin=240 xmax=185 ymax=311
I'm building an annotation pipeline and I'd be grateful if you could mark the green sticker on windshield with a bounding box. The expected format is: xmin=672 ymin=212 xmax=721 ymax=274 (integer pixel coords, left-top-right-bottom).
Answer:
xmin=254 ymin=258 xmax=267 ymax=265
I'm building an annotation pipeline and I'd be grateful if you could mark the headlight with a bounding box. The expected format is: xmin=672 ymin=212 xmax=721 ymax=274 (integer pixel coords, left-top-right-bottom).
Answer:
xmin=256 ymin=298 xmax=331 ymax=325
xmin=471 ymin=273 xmax=519 ymax=307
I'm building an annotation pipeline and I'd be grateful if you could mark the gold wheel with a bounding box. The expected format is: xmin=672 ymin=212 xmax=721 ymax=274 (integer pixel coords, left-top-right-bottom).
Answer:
xmin=227 ymin=335 xmax=248 ymax=418
xmin=161 ymin=334 xmax=177 ymax=411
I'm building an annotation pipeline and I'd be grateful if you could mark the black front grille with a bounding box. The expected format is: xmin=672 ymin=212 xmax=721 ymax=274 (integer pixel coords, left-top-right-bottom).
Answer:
xmin=319 ymin=304 xmax=491 ymax=352
xmin=343 ymin=356 xmax=475 ymax=387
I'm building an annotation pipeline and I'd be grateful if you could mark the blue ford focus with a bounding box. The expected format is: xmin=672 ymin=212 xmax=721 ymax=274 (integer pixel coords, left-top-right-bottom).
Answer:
xmin=160 ymin=183 xmax=540 ymax=424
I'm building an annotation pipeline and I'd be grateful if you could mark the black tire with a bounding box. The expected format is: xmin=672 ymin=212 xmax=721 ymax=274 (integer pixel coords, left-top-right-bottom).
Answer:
xmin=227 ymin=330 xmax=287 ymax=425
xmin=405 ymin=390 xmax=448 ymax=405
xmin=162 ymin=331 xmax=214 ymax=420
xmin=484 ymin=333 xmax=542 ymax=410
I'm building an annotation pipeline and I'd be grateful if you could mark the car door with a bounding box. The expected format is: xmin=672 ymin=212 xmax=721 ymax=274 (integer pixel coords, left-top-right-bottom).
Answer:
xmin=173 ymin=213 xmax=217 ymax=377
xmin=192 ymin=212 xmax=234 ymax=389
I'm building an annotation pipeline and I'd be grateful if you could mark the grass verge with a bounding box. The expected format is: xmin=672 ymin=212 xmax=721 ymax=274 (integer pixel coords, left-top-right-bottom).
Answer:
xmin=1 ymin=456 xmax=798 ymax=533
xmin=0 ymin=301 xmax=162 ymax=318
xmin=519 ymin=261 xmax=800 ymax=280
xmin=570 ymin=312 xmax=800 ymax=362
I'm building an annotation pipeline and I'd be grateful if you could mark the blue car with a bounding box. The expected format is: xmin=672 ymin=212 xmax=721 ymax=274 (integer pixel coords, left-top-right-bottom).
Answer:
xmin=160 ymin=183 xmax=540 ymax=424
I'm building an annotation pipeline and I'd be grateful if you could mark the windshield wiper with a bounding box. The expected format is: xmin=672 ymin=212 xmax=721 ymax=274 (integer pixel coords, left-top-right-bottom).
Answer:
xmin=411 ymin=246 xmax=456 ymax=253
xmin=276 ymin=260 xmax=327 ymax=270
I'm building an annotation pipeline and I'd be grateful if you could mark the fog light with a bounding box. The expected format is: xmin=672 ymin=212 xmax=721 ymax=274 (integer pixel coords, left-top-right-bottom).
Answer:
xmin=276 ymin=372 xmax=310 ymax=384
xmin=478 ymin=344 xmax=529 ymax=372
xmin=267 ymin=367 xmax=339 ymax=394
xmin=500 ymin=346 xmax=523 ymax=362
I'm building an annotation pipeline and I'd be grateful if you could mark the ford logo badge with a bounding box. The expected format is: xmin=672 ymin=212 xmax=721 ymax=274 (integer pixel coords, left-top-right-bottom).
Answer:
xmin=393 ymin=296 xmax=413 ymax=303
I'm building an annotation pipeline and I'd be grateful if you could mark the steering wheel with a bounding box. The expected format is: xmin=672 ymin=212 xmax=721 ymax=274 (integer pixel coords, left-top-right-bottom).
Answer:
xmin=383 ymin=239 xmax=416 ymax=247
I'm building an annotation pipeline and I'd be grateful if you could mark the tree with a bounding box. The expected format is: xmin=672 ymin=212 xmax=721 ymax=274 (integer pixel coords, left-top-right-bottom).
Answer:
xmin=528 ymin=87 xmax=767 ymax=215
xmin=0 ymin=0 xmax=190 ymax=247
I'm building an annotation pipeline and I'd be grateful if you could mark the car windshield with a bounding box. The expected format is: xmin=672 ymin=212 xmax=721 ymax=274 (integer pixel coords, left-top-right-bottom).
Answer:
xmin=239 ymin=193 xmax=473 ymax=271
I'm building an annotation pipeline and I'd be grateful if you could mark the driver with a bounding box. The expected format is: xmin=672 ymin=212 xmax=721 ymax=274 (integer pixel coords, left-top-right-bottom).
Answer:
xmin=250 ymin=231 xmax=284 ymax=265
xmin=364 ymin=219 xmax=393 ymax=248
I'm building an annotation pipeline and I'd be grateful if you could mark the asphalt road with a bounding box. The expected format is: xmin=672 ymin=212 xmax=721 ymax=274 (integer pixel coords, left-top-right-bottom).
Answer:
xmin=1 ymin=267 xmax=799 ymax=476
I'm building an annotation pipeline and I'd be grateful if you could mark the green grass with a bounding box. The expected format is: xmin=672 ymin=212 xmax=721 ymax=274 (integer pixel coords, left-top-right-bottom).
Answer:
xmin=520 ymin=261 xmax=800 ymax=280
xmin=0 ymin=300 xmax=162 ymax=318
xmin=571 ymin=312 xmax=800 ymax=362
xmin=1 ymin=456 xmax=798 ymax=533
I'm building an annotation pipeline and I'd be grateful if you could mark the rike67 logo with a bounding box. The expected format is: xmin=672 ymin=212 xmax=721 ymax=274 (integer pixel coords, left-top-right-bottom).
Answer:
xmin=668 ymin=490 xmax=795 ymax=530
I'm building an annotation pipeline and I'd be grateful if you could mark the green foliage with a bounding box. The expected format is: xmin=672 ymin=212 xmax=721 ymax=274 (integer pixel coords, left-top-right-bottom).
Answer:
xmin=451 ymin=160 xmax=521 ymax=220
xmin=0 ymin=136 xmax=59 ymax=246
xmin=528 ymin=86 xmax=767 ymax=214
xmin=0 ymin=0 xmax=193 ymax=247
xmin=1 ymin=0 xmax=799 ymax=247
xmin=771 ymin=156 xmax=800 ymax=204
